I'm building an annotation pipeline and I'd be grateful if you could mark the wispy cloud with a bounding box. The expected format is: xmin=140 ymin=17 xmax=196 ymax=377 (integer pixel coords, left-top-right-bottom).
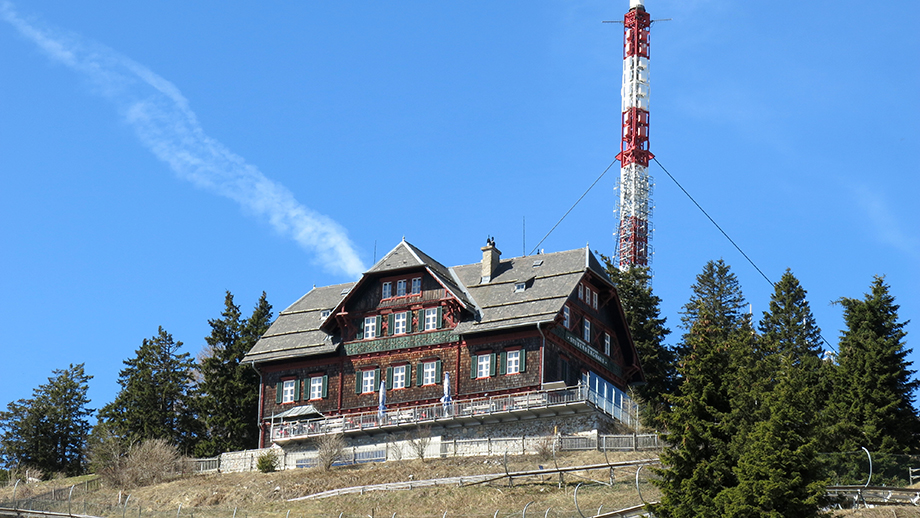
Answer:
xmin=847 ymin=182 xmax=920 ymax=260
xmin=1 ymin=2 xmax=366 ymax=278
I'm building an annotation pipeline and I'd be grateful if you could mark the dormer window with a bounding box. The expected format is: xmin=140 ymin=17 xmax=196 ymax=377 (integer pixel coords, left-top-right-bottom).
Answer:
xmin=320 ymin=310 xmax=331 ymax=319
xmin=382 ymin=282 xmax=392 ymax=299
xmin=396 ymin=279 xmax=407 ymax=297
xmin=514 ymin=282 xmax=526 ymax=293
xmin=411 ymin=277 xmax=422 ymax=295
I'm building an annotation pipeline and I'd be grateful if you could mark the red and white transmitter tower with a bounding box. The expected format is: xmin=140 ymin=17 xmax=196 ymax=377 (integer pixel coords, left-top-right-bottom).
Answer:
xmin=615 ymin=0 xmax=654 ymax=270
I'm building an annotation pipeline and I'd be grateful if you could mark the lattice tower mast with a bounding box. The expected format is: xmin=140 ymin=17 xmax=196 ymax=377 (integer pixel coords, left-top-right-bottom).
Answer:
xmin=615 ymin=0 xmax=654 ymax=270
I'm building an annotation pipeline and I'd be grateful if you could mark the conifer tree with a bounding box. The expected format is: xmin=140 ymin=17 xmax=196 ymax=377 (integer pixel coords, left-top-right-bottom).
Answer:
xmin=827 ymin=276 xmax=918 ymax=453
xmin=678 ymin=259 xmax=750 ymax=359
xmin=715 ymin=354 xmax=827 ymax=517
xmin=653 ymin=314 xmax=742 ymax=518
xmin=196 ymin=292 xmax=272 ymax=456
xmin=604 ymin=261 xmax=676 ymax=427
xmin=757 ymin=270 xmax=831 ymax=442
xmin=0 ymin=364 xmax=93 ymax=476
xmin=98 ymin=327 xmax=201 ymax=453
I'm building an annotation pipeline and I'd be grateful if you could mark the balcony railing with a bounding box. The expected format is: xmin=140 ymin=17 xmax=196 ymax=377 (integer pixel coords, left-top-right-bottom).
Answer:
xmin=269 ymin=385 xmax=635 ymax=443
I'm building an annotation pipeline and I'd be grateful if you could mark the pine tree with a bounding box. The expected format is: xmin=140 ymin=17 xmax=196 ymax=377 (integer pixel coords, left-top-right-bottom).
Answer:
xmin=827 ymin=276 xmax=919 ymax=453
xmin=757 ymin=270 xmax=831 ymax=443
xmin=604 ymin=261 xmax=676 ymax=427
xmin=653 ymin=315 xmax=742 ymax=518
xmin=758 ymin=270 xmax=823 ymax=361
xmin=0 ymin=364 xmax=93 ymax=476
xmin=196 ymin=292 xmax=272 ymax=456
xmin=98 ymin=327 xmax=201 ymax=453
xmin=678 ymin=259 xmax=750 ymax=360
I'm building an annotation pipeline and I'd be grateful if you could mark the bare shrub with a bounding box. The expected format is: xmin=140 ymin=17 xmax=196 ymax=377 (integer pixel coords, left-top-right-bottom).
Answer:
xmin=315 ymin=433 xmax=345 ymax=471
xmin=534 ymin=435 xmax=556 ymax=461
xmin=97 ymin=438 xmax=184 ymax=488
xmin=407 ymin=425 xmax=432 ymax=461
xmin=387 ymin=436 xmax=404 ymax=461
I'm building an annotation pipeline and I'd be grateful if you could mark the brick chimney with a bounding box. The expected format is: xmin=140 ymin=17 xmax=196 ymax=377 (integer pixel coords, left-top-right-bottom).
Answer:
xmin=480 ymin=237 xmax=501 ymax=284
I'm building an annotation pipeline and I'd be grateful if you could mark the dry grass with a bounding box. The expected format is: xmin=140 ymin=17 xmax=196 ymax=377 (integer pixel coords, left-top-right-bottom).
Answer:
xmin=3 ymin=450 xmax=916 ymax=517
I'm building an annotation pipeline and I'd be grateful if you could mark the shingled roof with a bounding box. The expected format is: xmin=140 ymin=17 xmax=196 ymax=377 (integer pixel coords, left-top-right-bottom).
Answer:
xmin=244 ymin=242 xmax=614 ymax=364
xmin=451 ymin=247 xmax=611 ymax=335
xmin=243 ymin=282 xmax=354 ymax=363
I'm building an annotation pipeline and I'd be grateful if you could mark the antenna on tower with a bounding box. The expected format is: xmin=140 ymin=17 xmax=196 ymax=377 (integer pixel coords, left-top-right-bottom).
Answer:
xmin=608 ymin=0 xmax=663 ymax=271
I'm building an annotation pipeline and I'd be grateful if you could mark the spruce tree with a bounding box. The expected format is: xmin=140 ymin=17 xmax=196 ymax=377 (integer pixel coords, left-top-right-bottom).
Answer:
xmin=196 ymin=292 xmax=272 ymax=456
xmin=603 ymin=261 xmax=676 ymax=427
xmin=678 ymin=259 xmax=750 ymax=359
xmin=827 ymin=276 xmax=919 ymax=453
xmin=715 ymin=354 xmax=827 ymax=517
xmin=757 ymin=270 xmax=831 ymax=444
xmin=98 ymin=327 xmax=201 ymax=453
xmin=0 ymin=364 xmax=93 ymax=476
xmin=653 ymin=314 xmax=742 ymax=518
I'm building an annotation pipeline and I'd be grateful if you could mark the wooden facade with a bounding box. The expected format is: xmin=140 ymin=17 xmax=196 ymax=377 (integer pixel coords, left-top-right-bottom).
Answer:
xmin=245 ymin=240 xmax=644 ymax=448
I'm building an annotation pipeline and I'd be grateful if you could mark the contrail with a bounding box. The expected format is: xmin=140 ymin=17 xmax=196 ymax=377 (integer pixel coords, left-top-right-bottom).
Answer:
xmin=1 ymin=2 xmax=367 ymax=278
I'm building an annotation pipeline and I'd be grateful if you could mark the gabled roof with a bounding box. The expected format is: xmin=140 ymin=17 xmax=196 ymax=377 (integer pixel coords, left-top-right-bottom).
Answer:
xmin=452 ymin=246 xmax=611 ymax=335
xmin=338 ymin=240 xmax=475 ymax=315
xmin=245 ymin=241 xmax=617 ymax=364
xmin=243 ymin=282 xmax=354 ymax=363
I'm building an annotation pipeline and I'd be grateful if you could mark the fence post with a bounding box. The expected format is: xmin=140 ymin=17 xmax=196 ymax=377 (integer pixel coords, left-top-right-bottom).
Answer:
xmin=488 ymin=437 xmax=492 ymax=456
xmin=522 ymin=435 xmax=526 ymax=455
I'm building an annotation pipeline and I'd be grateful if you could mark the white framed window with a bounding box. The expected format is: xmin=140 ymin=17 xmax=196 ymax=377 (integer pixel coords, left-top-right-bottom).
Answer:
xmin=411 ymin=277 xmax=422 ymax=295
xmin=593 ymin=291 xmax=598 ymax=310
xmin=382 ymin=282 xmax=392 ymax=299
xmin=364 ymin=316 xmax=377 ymax=339
xmin=394 ymin=311 xmax=407 ymax=334
xmin=425 ymin=307 xmax=438 ymax=330
xmin=578 ymin=285 xmax=584 ymax=300
xmin=282 ymin=379 xmax=296 ymax=403
xmin=396 ymin=279 xmax=407 ymax=297
xmin=320 ymin=309 xmax=331 ymax=319
xmin=515 ymin=282 xmax=526 ymax=293
xmin=477 ymin=354 xmax=491 ymax=378
xmin=506 ymin=350 xmax=520 ymax=375
xmin=583 ymin=319 xmax=591 ymax=342
xmin=604 ymin=333 xmax=611 ymax=356
xmin=362 ymin=370 xmax=377 ymax=394
xmin=563 ymin=306 xmax=570 ymax=328
xmin=423 ymin=361 xmax=437 ymax=385
xmin=585 ymin=286 xmax=591 ymax=304
xmin=392 ymin=365 xmax=407 ymax=389
xmin=309 ymin=376 xmax=324 ymax=400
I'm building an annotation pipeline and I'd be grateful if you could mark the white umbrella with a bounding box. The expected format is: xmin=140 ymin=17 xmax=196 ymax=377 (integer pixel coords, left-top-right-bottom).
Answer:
xmin=441 ymin=372 xmax=452 ymax=415
xmin=378 ymin=380 xmax=386 ymax=422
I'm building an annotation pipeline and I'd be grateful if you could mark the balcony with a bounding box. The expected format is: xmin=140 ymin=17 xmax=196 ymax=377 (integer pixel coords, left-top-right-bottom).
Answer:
xmin=269 ymin=385 xmax=636 ymax=443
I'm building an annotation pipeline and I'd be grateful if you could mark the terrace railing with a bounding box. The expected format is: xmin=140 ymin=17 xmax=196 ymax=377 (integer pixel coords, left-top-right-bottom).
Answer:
xmin=270 ymin=385 xmax=636 ymax=442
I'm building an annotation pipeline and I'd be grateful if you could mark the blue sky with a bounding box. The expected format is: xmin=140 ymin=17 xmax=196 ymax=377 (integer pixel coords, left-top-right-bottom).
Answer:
xmin=1 ymin=1 xmax=917 ymax=414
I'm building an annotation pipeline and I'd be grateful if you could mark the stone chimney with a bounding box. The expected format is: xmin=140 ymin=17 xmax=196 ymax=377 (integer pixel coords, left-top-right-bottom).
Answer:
xmin=480 ymin=237 xmax=501 ymax=284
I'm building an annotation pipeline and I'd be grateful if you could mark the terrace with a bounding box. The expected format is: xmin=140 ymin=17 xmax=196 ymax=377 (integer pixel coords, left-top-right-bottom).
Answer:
xmin=269 ymin=384 xmax=636 ymax=443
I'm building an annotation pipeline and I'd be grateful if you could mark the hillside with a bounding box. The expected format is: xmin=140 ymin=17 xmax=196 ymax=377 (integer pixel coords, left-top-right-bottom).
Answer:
xmin=2 ymin=451 xmax=919 ymax=518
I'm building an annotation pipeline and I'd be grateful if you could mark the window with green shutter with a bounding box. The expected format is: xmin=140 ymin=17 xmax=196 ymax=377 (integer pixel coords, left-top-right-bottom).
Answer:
xmin=276 ymin=381 xmax=283 ymax=403
xmin=437 ymin=306 xmax=444 ymax=329
xmin=489 ymin=353 xmax=497 ymax=376
xmin=386 ymin=366 xmax=394 ymax=390
xmin=499 ymin=352 xmax=507 ymax=375
xmin=293 ymin=379 xmax=300 ymax=401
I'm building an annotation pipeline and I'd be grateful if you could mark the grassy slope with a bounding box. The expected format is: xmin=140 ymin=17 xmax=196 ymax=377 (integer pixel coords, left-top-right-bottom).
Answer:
xmin=2 ymin=451 xmax=918 ymax=518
